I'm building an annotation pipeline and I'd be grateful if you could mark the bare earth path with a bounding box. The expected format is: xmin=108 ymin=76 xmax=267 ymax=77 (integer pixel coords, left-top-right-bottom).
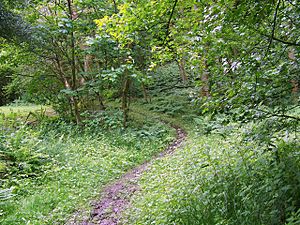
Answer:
xmin=68 ymin=124 xmax=187 ymax=225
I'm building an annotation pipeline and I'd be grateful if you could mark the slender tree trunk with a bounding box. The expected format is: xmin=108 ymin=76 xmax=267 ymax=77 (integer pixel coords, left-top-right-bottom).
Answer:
xmin=97 ymin=93 xmax=105 ymax=110
xmin=55 ymin=57 xmax=77 ymax=119
xmin=67 ymin=0 xmax=81 ymax=124
xmin=291 ymin=80 xmax=299 ymax=94
xmin=141 ymin=82 xmax=149 ymax=103
xmin=201 ymin=59 xmax=210 ymax=97
xmin=83 ymin=49 xmax=93 ymax=83
xmin=178 ymin=58 xmax=188 ymax=83
xmin=288 ymin=48 xmax=299 ymax=98
xmin=122 ymin=71 xmax=130 ymax=128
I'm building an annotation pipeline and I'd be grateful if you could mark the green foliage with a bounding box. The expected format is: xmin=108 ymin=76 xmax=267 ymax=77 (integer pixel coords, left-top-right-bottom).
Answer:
xmin=125 ymin=116 xmax=300 ymax=225
xmin=0 ymin=127 xmax=51 ymax=184
xmin=0 ymin=2 xmax=30 ymax=42
xmin=82 ymin=109 xmax=123 ymax=129
xmin=0 ymin=0 xmax=299 ymax=224
xmin=0 ymin=107 xmax=175 ymax=224
xmin=142 ymin=87 xmax=199 ymax=122
xmin=147 ymin=95 xmax=189 ymax=116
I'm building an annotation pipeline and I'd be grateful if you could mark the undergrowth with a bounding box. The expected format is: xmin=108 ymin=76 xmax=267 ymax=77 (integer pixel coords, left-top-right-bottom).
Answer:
xmin=0 ymin=107 xmax=175 ymax=224
xmin=124 ymin=107 xmax=300 ymax=225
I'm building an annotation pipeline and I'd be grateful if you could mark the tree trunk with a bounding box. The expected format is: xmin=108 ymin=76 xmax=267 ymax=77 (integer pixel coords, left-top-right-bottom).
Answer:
xmin=141 ymin=82 xmax=149 ymax=103
xmin=178 ymin=58 xmax=188 ymax=83
xmin=122 ymin=71 xmax=130 ymax=128
xmin=98 ymin=93 xmax=105 ymax=110
xmin=67 ymin=0 xmax=81 ymax=125
xmin=54 ymin=57 xmax=78 ymax=120
xmin=201 ymin=59 xmax=210 ymax=97
xmin=288 ymin=48 xmax=299 ymax=97
xmin=291 ymin=80 xmax=299 ymax=94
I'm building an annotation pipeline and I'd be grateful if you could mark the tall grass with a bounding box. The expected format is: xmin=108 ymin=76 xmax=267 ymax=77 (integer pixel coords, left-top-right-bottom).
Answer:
xmin=125 ymin=120 xmax=300 ymax=225
xmin=0 ymin=108 xmax=175 ymax=224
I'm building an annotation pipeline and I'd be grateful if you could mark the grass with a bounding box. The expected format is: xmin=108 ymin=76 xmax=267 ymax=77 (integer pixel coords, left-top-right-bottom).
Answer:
xmin=0 ymin=105 xmax=55 ymax=129
xmin=0 ymin=106 xmax=176 ymax=224
xmin=0 ymin=105 xmax=47 ymax=116
xmin=123 ymin=113 xmax=300 ymax=225
xmin=1 ymin=97 xmax=299 ymax=225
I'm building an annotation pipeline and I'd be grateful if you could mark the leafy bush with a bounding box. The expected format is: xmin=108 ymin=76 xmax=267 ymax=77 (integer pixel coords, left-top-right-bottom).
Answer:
xmin=81 ymin=109 xmax=123 ymax=130
xmin=145 ymin=88 xmax=198 ymax=119
xmin=0 ymin=127 xmax=52 ymax=187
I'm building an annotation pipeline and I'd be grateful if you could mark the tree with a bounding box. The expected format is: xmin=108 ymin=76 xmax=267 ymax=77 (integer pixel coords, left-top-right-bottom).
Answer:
xmin=8 ymin=0 xmax=119 ymax=123
xmin=94 ymin=0 xmax=299 ymax=122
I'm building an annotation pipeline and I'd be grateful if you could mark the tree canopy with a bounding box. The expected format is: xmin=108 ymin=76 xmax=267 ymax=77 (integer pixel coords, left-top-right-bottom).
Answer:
xmin=0 ymin=0 xmax=298 ymax=123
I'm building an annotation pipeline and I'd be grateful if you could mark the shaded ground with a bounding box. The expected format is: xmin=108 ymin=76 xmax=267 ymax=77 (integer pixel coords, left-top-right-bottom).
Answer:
xmin=68 ymin=124 xmax=186 ymax=225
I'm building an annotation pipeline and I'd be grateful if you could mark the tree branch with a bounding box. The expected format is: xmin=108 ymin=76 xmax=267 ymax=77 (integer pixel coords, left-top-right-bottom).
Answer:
xmin=272 ymin=36 xmax=300 ymax=47
xmin=259 ymin=109 xmax=300 ymax=121
xmin=267 ymin=0 xmax=281 ymax=51
xmin=112 ymin=0 xmax=118 ymax=13
xmin=164 ymin=0 xmax=178 ymax=44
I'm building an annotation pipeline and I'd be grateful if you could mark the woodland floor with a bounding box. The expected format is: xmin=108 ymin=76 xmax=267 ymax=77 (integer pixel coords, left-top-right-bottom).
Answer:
xmin=68 ymin=124 xmax=187 ymax=225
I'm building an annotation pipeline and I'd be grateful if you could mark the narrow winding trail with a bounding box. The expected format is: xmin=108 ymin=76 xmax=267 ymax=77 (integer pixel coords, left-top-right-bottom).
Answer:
xmin=70 ymin=124 xmax=186 ymax=225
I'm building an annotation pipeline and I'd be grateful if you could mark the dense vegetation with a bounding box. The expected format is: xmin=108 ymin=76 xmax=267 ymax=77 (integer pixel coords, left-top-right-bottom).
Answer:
xmin=0 ymin=0 xmax=299 ymax=224
xmin=126 ymin=101 xmax=300 ymax=225
xmin=0 ymin=104 xmax=175 ymax=224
